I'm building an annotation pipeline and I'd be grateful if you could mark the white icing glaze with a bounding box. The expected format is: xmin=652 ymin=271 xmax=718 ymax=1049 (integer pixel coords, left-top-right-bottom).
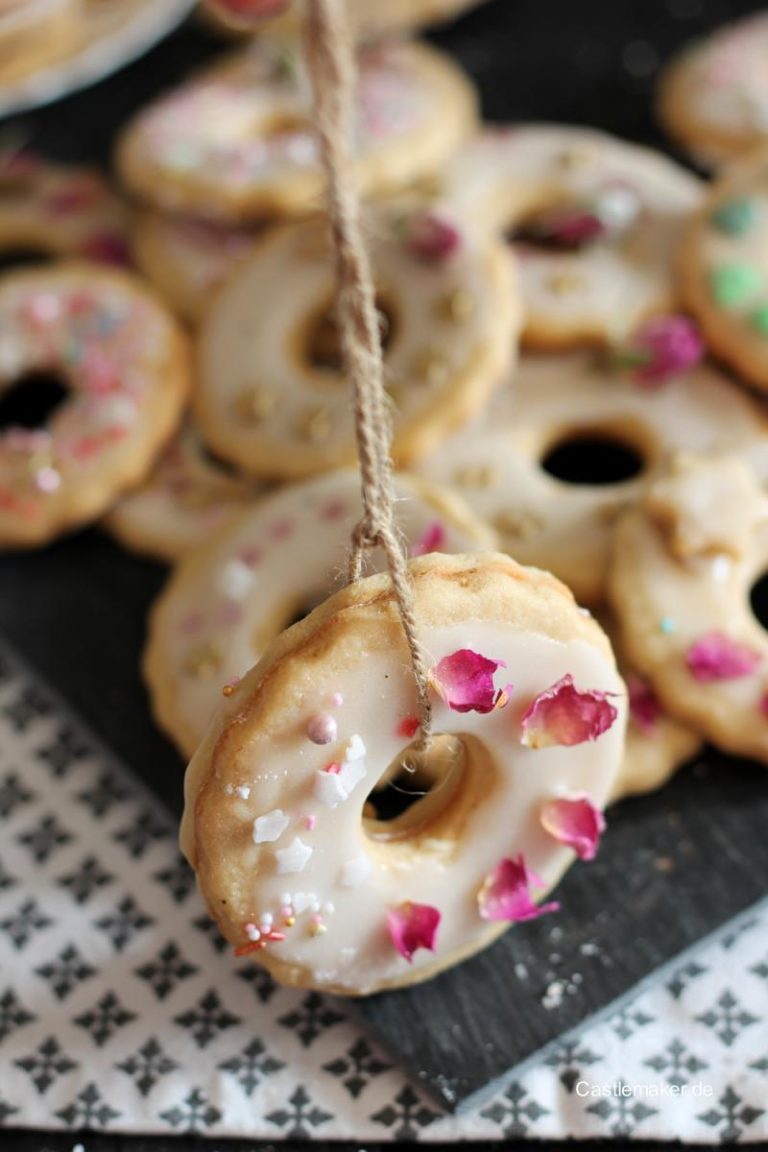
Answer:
xmin=418 ymin=351 xmax=768 ymax=605
xmin=609 ymin=457 xmax=768 ymax=763
xmin=195 ymin=206 xmax=516 ymax=479
xmin=182 ymin=580 xmax=626 ymax=993
xmin=117 ymin=40 xmax=477 ymax=221
xmin=439 ymin=124 xmax=702 ymax=342
xmin=145 ymin=469 xmax=496 ymax=757
xmin=105 ymin=422 xmax=262 ymax=563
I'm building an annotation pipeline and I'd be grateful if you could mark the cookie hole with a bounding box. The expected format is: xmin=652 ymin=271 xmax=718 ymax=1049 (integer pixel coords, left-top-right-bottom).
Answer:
xmin=364 ymin=734 xmax=465 ymax=840
xmin=749 ymin=572 xmax=768 ymax=632
xmin=541 ymin=433 xmax=645 ymax=486
xmin=304 ymin=295 xmax=396 ymax=374
xmin=0 ymin=247 xmax=50 ymax=272
xmin=0 ymin=372 xmax=68 ymax=431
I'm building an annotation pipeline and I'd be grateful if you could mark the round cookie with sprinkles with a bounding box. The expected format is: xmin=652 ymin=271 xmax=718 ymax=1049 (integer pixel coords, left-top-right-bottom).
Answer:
xmin=0 ymin=148 xmax=130 ymax=266
xmin=116 ymin=40 xmax=477 ymax=223
xmin=145 ymin=468 xmax=496 ymax=758
xmin=609 ymin=454 xmax=768 ymax=764
xmin=105 ymin=422 xmax=263 ymax=563
xmin=658 ymin=12 xmax=768 ymax=168
xmin=130 ymin=211 xmax=260 ymax=324
xmin=678 ymin=148 xmax=768 ymax=393
xmin=418 ymin=340 xmax=768 ymax=605
xmin=439 ymin=124 xmax=702 ymax=347
xmin=0 ymin=262 xmax=189 ymax=548
xmin=180 ymin=551 xmax=626 ymax=993
xmin=194 ymin=206 xmax=517 ymax=480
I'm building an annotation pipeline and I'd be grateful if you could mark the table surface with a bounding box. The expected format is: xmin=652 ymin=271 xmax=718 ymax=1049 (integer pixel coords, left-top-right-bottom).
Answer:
xmin=2 ymin=0 xmax=768 ymax=1148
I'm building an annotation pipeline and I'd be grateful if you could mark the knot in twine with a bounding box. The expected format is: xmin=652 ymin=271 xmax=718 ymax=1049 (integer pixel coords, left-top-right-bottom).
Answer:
xmin=302 ymin=0 xmax=432 ymax=741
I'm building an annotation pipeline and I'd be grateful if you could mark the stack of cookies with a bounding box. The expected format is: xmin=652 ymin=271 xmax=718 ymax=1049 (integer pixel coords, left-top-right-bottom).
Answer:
xmin=2 ymin=1 xmax=768 ymax=817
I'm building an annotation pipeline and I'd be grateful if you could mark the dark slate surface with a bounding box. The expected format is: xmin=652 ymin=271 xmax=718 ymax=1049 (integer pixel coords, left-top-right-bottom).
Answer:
xmin=1 ymin=0 xmax=768 ymax=1135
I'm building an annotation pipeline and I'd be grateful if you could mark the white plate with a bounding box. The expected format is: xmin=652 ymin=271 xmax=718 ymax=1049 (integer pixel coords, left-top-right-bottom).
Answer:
xmin=0 ymin=0 xmax=197 ymax=120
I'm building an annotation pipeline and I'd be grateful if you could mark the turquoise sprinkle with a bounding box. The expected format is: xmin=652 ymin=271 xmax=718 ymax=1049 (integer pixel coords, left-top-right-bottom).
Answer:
xmin=711 ymin=197 xmax=760 ymax=237
xmin=660 ymin=616 xmax=677 ymax=635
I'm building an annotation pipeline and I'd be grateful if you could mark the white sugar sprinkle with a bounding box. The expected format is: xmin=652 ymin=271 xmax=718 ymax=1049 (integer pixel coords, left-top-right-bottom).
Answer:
xmin=275 ymin=837 xmax=313 ymax=875
xmin=252 ymin=808 xmax=290 ymax=844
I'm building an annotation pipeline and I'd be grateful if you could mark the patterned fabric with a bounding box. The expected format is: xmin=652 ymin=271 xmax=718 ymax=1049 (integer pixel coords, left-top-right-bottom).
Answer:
xmin=0 ymin=639 xmax=765 ymax=1142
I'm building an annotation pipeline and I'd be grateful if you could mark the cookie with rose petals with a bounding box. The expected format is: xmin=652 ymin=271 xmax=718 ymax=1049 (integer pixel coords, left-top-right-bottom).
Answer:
xmin=439 ymin=124 xmax=702 ymax=347
xmin=609 ymin=454 xmax=768 ymax=764
xmin=194 ymin=206 xmax=517 ymax=480
xmin=130 ymin=210 xmax=260 ymax=324
xmin=145 ymin=468 xmax=496 ymax=758
xmin=658 ymin=12 xmax=768 ymax=168
xmin=418 ymin=344 xmax=768 ymax=605
xmin=593 ymin=612 xmax=702 ymax=803
xmin=678 ymin=147 xmax=768 ymax=393
xmin=0 ymin=263 xmax=189 ymax=548
xmin=180 ymin=551 xmax=626 ymax=993
xmin=0 ymin=148 xmax=130 ymax=266
xmin=104 ymin=422 xmax=263 ymax=563
xmin=116 ymin=40 xmax=477 ymax=223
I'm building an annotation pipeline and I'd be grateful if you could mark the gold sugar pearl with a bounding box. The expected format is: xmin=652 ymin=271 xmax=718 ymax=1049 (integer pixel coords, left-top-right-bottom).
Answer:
xmin=411 ymin=347 xmax=450 ymax=386
xmin=300 ymin=406 xmax=333 ymax=443
xmin=454 ymin=464 xmax=498 ymax=490
xmin=234 ymin=387 xmax=276 ymax=425
xmin=557 ymin=147 xmax=591 ymax=170
xmin=183 ymin=642 xmax=222 ymax=679
xmin=547 ymin=270 xmax=585 ymax=296
xmin=436 ymin=289 xmax=475 ymax=325
xmin=492 ymin=510 xmax=545 ymax=539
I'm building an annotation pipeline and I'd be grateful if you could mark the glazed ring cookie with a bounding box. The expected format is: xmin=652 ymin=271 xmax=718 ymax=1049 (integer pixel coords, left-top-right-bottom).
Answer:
xmin=131 ymin=211 xmax=259 ymax=324
xmin=678 ymin=148 xmax=768 ymax=393
xmin=116 ymin=40 xmax=477 ymax=223
xmin=595 ymin=612 xmax=702 ymax=804
xmin=180 ymin=551 xmax=626 ymax=994
xmin=0 ymin=263 xmax=189 ymax=548
xmin=145 ymin=468 xmax=496 ymax=758
xmin=0 ymin=0 xmax=80 ymax=84
xmin=0 ymin=149 xmax=130 ymax=266
xmin=105 ymin=422 xmax=263 ymax=563
xmin=195 ymin=207 xmax=517 ymax=480
xmin=658 ymin=12 xmax=768 ymax=168
xmin=609 ymin=454 xmax=768 ymax=764
xmin=418 ymin=349 xmax=768 ymax=606
xmin=439 ymin=124 xmax=702 ymax=346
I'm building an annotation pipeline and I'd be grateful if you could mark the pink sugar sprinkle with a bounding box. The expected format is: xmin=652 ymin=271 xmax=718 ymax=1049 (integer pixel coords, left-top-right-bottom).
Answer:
xmin=268 ymin=518 xmax=293 ymax=540
xmin=397 ymin=715 xmax=420 ymax=740
xmin=320 ymin=498 xmax=347 ymax=521
xmin=238 ymin=546 xmax=262 ymax=567
xmin=305 ymin=814 xmax=316 ymax=831
xmin=324 ymin=761 xmax=342 ymax=775
xmin=180 ymin=612 xmax=205 ymax=636
xmin=329 ymin=692 xmax=344 ymax=708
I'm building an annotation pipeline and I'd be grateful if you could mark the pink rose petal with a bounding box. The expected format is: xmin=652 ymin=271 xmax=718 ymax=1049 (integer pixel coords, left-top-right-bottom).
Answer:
xmin=540 ymin=796 xmax=605 ymax=861
xmin=619 ymin=314 xmax=705 ymax=386
xmin=627 ymin=673 xmax=662 ymax=733
xmin=409 ymin=520 xmax=446 ymax=557
xmin=685 ymin=632 xmax=762 ymax=681
xmin=521 ymin=675 xmax=618 ymax=748
xmin=403 ymin=210 xmax=462 ymax=262
xmin=478 ymin=855 xmax=560 ymax=922
xmin=431 ymin=649 xmax=511 ymax=714
xmin=387 ymin=901 xmax=440 ymax=962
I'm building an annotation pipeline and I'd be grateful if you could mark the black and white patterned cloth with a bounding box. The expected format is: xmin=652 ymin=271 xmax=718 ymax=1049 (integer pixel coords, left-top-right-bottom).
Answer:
xmin=0 ymin=640 xmax=765 ymax=1143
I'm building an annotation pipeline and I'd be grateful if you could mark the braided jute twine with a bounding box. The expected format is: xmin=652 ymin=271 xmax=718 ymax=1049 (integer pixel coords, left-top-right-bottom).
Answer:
xmin=302 ymin=0 xmax=433 ymax=742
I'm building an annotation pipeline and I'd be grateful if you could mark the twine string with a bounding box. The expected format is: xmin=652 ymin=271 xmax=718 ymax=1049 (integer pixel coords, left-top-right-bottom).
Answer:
xmin=302 ymin=0 xmax=432 ymax=740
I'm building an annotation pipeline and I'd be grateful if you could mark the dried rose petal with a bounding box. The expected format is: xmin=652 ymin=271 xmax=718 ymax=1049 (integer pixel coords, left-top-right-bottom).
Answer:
xmin=627 ymin=673 xmax=661 ymax=733
xmin=409 ymin=520 xmax=446 ymax=557
xmin=387 ymin=901 xmax=440 ymax=962
xmin=529 ymin=205 xmax=606 ymax=247
xmin=403 ymin=210 xmax=462 ymax=262
xmin=621 ymin=314 xmax=704 ymax=385
xmin=431 ymin=649 xmax=510 ymax=714
xmin=478 ymin=855 xmax=560 ymax=922
xmin=81 ymin=231 xmax=132 ymax=266
xmin=685 ymin=632 xmax=762 ymax=681
xmin=540 ymin=796 xmax=605 ymax=861
xmin=521 ymin=675 xmax=617 ymax=748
